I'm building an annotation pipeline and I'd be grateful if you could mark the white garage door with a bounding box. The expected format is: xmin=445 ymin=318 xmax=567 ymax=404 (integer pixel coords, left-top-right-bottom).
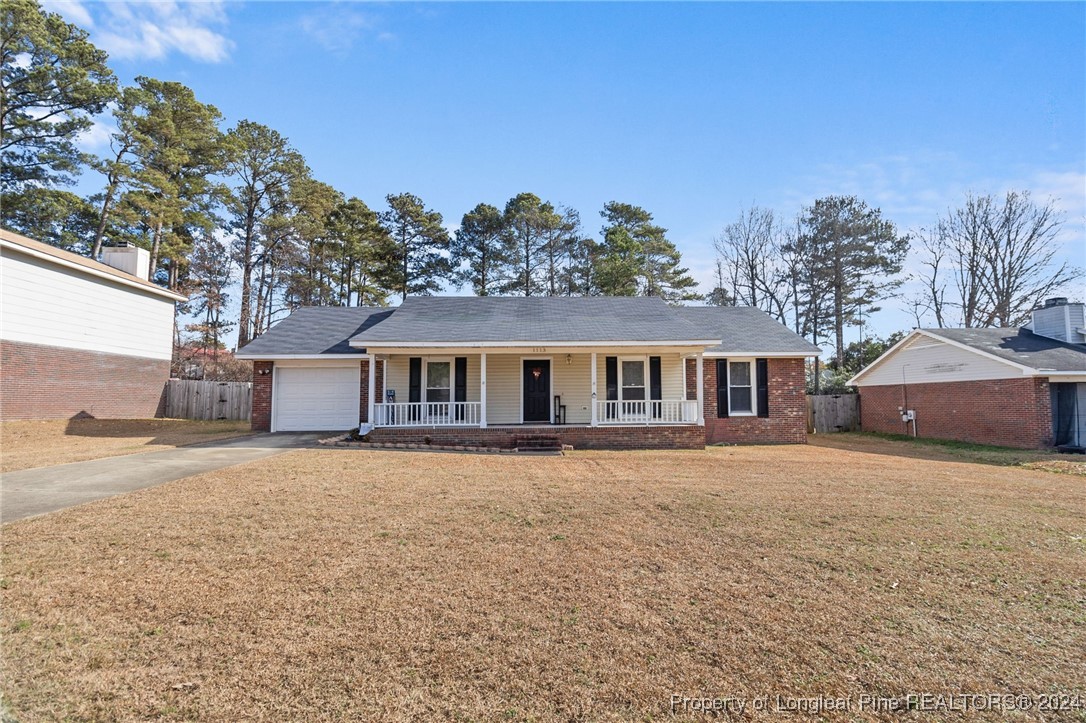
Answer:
xmin=274 ymin=366 xmax=360 ymax=431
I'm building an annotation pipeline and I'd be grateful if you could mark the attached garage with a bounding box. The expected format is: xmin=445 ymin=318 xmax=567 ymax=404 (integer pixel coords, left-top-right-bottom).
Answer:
xmin=236 ymin=306 xmax=390 ymax=433
xmin=272 ymin=364 xmax=360 ymax=432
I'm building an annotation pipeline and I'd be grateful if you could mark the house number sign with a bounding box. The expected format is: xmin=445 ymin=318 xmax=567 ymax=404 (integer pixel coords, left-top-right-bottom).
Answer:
xmin=531 ymin=347 xmax=547 ymax=353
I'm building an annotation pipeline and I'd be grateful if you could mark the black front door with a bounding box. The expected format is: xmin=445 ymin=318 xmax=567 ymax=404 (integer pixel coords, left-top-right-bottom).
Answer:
xmin=523 ymin=360 xmax=551 ymax=423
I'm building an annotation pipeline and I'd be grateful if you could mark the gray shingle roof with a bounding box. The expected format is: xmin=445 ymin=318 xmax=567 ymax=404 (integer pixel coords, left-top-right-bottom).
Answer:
xmin=236 ymin=306 xmax=394 ymax=356
xmin=673 ymin=306 xmax=822 ymax=355
xmin=926 ymin=327 xmax=1086 ymax=372
xmin=236 ymin=299 xmax=825 ymax=356
xmin=349 ymin=296 xmax=717 ymax=344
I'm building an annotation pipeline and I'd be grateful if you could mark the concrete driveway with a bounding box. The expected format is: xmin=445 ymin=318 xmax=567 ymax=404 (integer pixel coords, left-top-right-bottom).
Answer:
xmin=1 ymin=433 xmax=322 ymax=523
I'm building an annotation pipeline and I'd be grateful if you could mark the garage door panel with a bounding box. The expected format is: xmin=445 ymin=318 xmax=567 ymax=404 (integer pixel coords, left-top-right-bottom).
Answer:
xmin=274 ymin=366 xmax=359 ymax=431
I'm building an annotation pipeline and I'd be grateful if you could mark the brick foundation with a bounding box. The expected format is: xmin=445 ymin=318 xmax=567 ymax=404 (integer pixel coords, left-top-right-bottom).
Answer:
xmin=251 ymin=361 xmax=273 ymax=432
xmin=365 ymin=424 xmax=706 ymax=450
xmin=1 ymin=340 xmax=170 ymax=420
xmin=859 ymin=378 xmax=1053 ymax=449
xmin=686 ymin=357 xmax=808 ymax=444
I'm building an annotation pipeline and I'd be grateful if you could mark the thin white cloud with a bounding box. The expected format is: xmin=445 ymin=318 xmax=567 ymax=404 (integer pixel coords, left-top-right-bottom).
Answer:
xmin=48 ymin=1 xmax=234 ymax=64
xmin=300 ymin=5 xmax=382 ymax=54
xmin=77 ymin=116 xmax=115 ymax=152
xmin=40 ymin=0 xmax=93 ymax=28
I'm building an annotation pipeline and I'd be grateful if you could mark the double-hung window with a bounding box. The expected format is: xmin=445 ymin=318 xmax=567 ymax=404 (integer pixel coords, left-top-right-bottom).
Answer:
xmin=425 ymin=360 xmax=451 ymax=404
xmin=728 ymin=360 xmax=754 ymax=415
xmin=620 ymin=359 xmax=646 ymax=401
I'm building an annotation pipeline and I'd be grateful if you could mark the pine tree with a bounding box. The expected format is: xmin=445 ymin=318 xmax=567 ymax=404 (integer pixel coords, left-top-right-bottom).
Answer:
xmin=379 ymin=192 xmax=452 ymax=300
xmin=1 ymin=0 xmax=116 ymax=212
xmin=451 ymin=203 xmax=514 ymax=296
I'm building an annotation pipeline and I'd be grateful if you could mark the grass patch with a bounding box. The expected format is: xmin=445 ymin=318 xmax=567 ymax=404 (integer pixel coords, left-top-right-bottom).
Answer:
xmin=0 ymin=418 xmax=252 ymax=473
xmin=861 ymin=431 xmax=1031 ymax=453
xmin=812 ymin=432 xmax=1086 ymax=476
xmin=1 ymin=445 xmax=1083 ymax=720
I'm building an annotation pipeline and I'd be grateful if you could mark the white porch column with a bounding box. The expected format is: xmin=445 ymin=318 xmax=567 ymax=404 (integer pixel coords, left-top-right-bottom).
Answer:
xmin=480 ymin=352 xmax=488 ymax=428
xmin=367 ymin=353 xmax=376 ymax=428
xmin=590 ymin=352 xmax=599 ymax=426
xmin=695 ymin=353 xmax=705 ymax=426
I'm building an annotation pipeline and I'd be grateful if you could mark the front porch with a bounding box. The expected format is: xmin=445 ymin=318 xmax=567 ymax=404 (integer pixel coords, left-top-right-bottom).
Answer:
xmin=362 ymin=350 xmax=706 ymax=431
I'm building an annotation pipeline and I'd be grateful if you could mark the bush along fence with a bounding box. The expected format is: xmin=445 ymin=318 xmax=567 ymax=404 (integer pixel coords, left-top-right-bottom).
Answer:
xmin=807 ymin=394 xmax=860 ymax=434
xmin=164 ymin=380 xmax=252 ymax=421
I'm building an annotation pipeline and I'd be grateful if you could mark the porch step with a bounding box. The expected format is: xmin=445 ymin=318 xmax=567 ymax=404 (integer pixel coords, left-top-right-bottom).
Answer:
xmin=513 ymin=434 xmax=563 ymax=453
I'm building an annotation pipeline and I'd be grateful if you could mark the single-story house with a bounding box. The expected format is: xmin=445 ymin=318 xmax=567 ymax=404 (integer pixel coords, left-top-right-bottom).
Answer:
xmin=235 ymin=297 xmax=820 ymax=449
xmin=0 ymin=229 xmax=186 ymax=420
xmin=849 ymin=298 xmax=1086 ymax=450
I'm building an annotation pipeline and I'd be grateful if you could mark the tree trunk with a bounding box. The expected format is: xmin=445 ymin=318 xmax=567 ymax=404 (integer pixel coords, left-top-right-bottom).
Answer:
xmin=149 ymin=221 xmax=163 ymax=278
xmin=400 ymin=229 xmax=409 ymax=300
xmin=236 ymin=210 xmax=257 ymax=348
xmin=92 ymin=181 xmax=119 ymax=258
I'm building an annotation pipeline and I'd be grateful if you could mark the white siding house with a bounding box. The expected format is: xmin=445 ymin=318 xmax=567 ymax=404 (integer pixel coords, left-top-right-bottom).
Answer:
xmin=0 ymin=229 xmax=185 ymax=419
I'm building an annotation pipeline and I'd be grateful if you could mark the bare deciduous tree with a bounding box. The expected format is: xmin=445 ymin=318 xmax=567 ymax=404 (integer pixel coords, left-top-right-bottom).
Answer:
xmin=713 ymin=206 xmax=796 ymax=324
xmin=916 ymin=191 xmax=1079 ymax=328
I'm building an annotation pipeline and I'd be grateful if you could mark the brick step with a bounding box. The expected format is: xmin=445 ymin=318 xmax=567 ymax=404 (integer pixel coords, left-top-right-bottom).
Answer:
xmin=513 ymin=435 xmax=563 ymax=452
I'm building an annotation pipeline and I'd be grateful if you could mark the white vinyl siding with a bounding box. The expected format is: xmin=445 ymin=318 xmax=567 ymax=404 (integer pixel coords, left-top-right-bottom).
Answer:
xmin=855 ymin=335 xmax=1024 ymax=386
xmin=0 ymin=248 xmax=176 ymax=360
xmin=384 ymin=355 xmax=483 ymax=406
xmin=382 ymin=352 xmax=686 ymax=425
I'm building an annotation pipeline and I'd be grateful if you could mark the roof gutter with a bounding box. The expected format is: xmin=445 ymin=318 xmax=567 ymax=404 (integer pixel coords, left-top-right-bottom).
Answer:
xmin=234 ymin=353 xmax=368 ymax=360
xmin=702 ymin=350 xmax=821 ymax=358
xmin=348 ymin=339 xmax=722 ymax=349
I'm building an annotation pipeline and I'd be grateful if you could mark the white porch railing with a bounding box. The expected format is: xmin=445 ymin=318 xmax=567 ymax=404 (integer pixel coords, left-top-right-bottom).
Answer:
xmin=596 ymin=400 xmax=698 ymax=424
xmin=374 ymin=402 xmax=481 ymax=427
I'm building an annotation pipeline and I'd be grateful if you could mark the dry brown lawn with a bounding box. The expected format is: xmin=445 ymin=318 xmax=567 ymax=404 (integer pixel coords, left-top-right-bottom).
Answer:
xmin=810 ymin=432 xmax=1086 ymax=475
xmin=1 ymin=444 xmax=1084 ymax=721
xmin=0 ymin=418 xmax=252 ymax=473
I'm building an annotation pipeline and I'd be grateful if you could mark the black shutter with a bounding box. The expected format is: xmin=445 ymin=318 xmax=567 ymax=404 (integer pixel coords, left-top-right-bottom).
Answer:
xmin=716 ymin=359 xmax=729 ymax=418
xmin=649 ymin=357 xmax=662 ymax=400
xmin=756 ymin=358 xmax=769 ymax=418
xmin=454 ymin=357 xmax=467 ymax=420
xmin=408 ymin=357 xmax=422 ymax=403
xmin=605 ymin=356 xmax=618 ymax=419
xmin=605 ymin=356 xmax=618 ymax=401
xmin=649 ymin=356 xmax=662 ymax=419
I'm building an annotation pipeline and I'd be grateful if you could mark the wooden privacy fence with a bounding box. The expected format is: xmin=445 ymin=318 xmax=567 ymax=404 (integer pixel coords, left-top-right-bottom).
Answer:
xmin=165 ymin=380 xmax=252 ymax=421
xmin=807 ymin=394 xmax=860 ymax=434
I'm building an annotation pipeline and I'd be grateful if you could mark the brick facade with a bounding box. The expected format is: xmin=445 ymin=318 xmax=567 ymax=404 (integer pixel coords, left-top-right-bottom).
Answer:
xmin=859 ymin=378 xmax=1053 ymax=449
xmin=358 ymin=359 xmax=385 ymax=424
xmin=365 ymin=424 xmax=706 ymax=450
xmin=250 ymin=356 xmax=809 ymax=448
xmin=1 ymin=340 xmax=169 ymax=420
xmin=251 ymin=361 xmax=273 ymax=432
xmin=685 ymin=357 xmax=808 ymax=444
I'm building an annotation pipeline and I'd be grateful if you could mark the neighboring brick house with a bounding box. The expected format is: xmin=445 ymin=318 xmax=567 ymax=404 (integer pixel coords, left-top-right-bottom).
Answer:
xmin=0 ymin=229 xmax=186 ymax=420
xmin=849 ymin=299 xmax=1086 ymax=450
xmin=236 ymin=297 xmax=819 ymax=450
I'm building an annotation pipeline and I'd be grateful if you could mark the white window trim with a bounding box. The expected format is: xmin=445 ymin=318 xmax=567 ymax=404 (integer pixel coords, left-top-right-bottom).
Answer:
xmin=727 ymin=357 xmax=756 ymax=417
xmin=618 ymin=355 xmax=648 ymax=401
xmin=423 ymin=357 xmax=453 ymax=404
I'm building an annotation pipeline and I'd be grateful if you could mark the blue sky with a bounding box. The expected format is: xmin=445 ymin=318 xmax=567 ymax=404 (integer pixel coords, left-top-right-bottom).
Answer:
xmin=46 ymin=1 xmax=1086 ymax=346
